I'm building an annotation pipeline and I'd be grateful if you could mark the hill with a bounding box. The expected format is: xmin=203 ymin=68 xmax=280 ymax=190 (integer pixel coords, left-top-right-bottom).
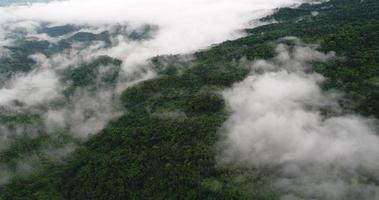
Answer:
xmin=0 ymin=0 xmax=378 ymax=199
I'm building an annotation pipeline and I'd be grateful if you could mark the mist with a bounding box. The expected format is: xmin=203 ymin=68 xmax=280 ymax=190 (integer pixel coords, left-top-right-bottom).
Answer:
xmin=0 ymin=0 xmax=302 ymax=67
xmin=0 ymin=0 xmax=305 ymax=108
xmin=0 ymin=0 xmax=305 ymax=138
xmin=218 ymin=38 xmax=379 ymax=199
xmin=0 ymin=0 xmax=307 ymax=185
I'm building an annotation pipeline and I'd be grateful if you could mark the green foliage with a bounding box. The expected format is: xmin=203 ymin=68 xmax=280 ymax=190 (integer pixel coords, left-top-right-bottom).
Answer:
xmin=40 ymin=24 xmax=78 ymax=37
xmin=0 ymin=40 xmax=49 ymax=75
xmin=66 ymin=31 xmax=111 ymax=45
xmin=1 ymin=0 xmax=379 ymax=199
xmin=0 ymin=39 xmax=70 ymax=81
xmin=248 ymin=0 xmax=379 ymax=117
xmin=62 ymin=55 xmax=121 ymax=96
xmin=63 ymin=56 xmax=121 ymax=87
xmin=0 ymin=167 xmax=65 ymax=200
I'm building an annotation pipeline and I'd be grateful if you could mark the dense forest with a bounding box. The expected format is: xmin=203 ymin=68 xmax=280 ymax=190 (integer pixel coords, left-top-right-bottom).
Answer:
xmin=0 ymin=0 xmax=378 ymax=199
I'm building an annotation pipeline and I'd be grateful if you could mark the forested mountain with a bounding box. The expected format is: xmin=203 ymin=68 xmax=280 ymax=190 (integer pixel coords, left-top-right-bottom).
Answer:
xmin=0 ymin=0 xmax=53 ymax=6
xmin=0 ymin=0 xmax=378 ymax=199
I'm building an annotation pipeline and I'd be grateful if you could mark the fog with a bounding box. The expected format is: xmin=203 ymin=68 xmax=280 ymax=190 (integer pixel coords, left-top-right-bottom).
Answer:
xmin=218 ymin=38 xmax=379 ymax=199
xmin=0 ymin=0 xmax=302 ymax=65
xmin=0 ymin=0 xmax=305 ymax=184
xmin=0 ymin=67 xmax=60 ymax=105
xmin=0 ymin=0 xmax=304 ymax=107
xmin=0 ymin=0 xmax=305 ymax=138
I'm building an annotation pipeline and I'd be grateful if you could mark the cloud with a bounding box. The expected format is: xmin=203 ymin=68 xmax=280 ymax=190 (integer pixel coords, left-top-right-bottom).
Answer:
xmin=0 ymin=0 xmax=305 ymax=136
xmin=0 ymin=0 xmax=302 ymax=67
xmin=0 ymin=66 xmax=61 ymax=105
xmin=218 ymin=39 xmax=379 ymax=199
xmin=44 ymin=88 xmax=124 ymax=138
xmin=0 ymin=0 xmax=306 ymax=185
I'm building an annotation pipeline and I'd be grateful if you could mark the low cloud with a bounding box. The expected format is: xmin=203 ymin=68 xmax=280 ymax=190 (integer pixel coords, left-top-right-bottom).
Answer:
xmin=218 ymin=39 xmax=379 ymax=199
xmin=0 ymin=0 xmax=302 ymax=67
xmin=0 ymin=0 xmax=305 ymax=141
xmin=44 ymin=89 xmax=124 ymax=138
xmin=0 ymin=0 xmax=306 ymax=185
xmin=0 ymin=67 xmax=60 ymax=105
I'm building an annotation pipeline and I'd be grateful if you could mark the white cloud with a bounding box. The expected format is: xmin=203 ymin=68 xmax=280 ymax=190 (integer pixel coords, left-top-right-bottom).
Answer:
xmin=0 ymin=0 xmax=306 ymax=107
xmin=218 ymin=40 xmax=379 ymax=199
xmin=0 ymin=0 xmax=311 ymax=185
xmin=44 ymin=88 xmax=124 ymax=138
xmin=0 ymin=0 xmax=305 ymax=134
xmin=0 ymin=0 xmax=302 ymax=68
xmin=0 ymin=67 xmax=60 ymax=105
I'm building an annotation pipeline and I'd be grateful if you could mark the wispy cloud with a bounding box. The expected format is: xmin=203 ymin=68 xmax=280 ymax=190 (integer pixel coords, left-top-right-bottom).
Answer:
xmin=218 ymin=39 xmax=379 ymax=199
xmin=0 ymin=0 xmax=303 ymax=185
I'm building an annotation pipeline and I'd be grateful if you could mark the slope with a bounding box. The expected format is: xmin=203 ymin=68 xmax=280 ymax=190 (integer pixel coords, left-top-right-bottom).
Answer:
xmin=1 ymin=0 xmax=378 ymax=199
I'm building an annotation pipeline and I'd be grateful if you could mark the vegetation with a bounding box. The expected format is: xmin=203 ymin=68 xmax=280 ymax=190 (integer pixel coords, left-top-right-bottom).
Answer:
xmin=40 ymin=25 xmax=78 ymax=37
xmin=62 ymin=56 xmax=121 ymax=87
xmin=0 ymin=0 xmax=378 ymax=199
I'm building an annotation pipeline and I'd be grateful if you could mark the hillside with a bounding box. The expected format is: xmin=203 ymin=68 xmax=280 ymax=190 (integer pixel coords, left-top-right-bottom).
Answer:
xmin=0 ymin=0 xmax=378 ymax=199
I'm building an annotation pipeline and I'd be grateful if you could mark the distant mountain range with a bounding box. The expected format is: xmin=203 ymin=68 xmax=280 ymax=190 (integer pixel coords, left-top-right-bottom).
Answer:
xmin=0 ymin=0 xmax=54 ymax=6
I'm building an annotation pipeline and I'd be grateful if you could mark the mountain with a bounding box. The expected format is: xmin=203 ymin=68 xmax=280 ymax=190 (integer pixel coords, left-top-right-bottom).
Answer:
xmin=0 ymin=0 xmax=378 ymax=199
xmin=0 ymin=0 xmax=53 ymax=6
